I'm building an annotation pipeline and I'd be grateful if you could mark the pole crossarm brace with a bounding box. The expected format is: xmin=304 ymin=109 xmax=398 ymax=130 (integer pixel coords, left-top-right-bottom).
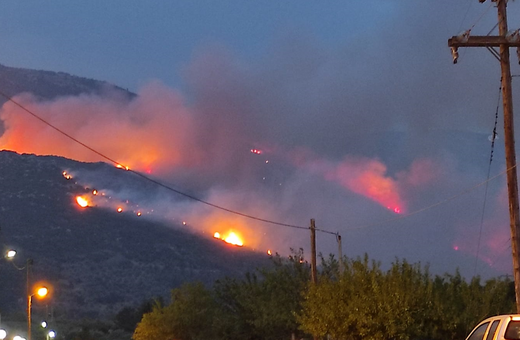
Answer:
xmin=449 ymin=36 xmax=520 ymax=48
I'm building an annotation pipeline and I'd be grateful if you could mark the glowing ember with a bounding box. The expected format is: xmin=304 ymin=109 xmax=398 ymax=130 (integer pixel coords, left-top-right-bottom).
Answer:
xmin=267 ymin=250 xmax=272 ymax=256
xmin=117 ymin=207 xmax=123 ymax=213
xmin=137 ymin=212 xmax=142 ymax=216
xmin=92 ymin=189 xmax=98 ymax=195
xmin=116 ymin=164 xmax=130 ymax=170
xmin=213 ymin=232 xmax=221 ymax=239
xmin=62 ymin=171 xmax=72 ymax=180
xmin=250 ymin=149 xmax=262 ymax=155
xmin=76 ymin=196 xmax=89 ymax=208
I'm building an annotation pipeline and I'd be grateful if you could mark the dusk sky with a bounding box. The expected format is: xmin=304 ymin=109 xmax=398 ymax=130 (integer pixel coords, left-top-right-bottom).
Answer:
xmin=2 ymin=0 xmax=520 ymax=279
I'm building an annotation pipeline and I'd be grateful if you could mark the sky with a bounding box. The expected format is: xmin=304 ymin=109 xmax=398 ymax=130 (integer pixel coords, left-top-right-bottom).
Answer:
xmin=1 ymin=0 xmax=520 ymax=278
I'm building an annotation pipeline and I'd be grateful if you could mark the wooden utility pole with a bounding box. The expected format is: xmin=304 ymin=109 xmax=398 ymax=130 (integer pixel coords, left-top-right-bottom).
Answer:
xmin=309 ymin=219 xmax=318 ymax=340
xmin=337 ymin=233 xmax=344 ymax=274
xmin=26 ymin=258 xmax=33 ymax=340
xmin=310 ymin=219 xmax=317 ymax=284
xmin=449 ymin=0 xmax=520 ymax=312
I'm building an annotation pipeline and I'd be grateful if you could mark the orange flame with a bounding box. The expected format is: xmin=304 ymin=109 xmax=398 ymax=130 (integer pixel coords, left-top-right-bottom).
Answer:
xmin=76 ymin=196 xmax=89 ymax=208
xmin=213 ymin=231 xmax=243 ymax=247
xmin=224 ymin=232 xmax=243 ymax=246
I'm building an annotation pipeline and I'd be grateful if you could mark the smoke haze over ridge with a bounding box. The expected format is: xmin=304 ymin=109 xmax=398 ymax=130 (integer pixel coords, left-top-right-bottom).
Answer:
xmin=1 ymin=0 xmax=520 ymax=278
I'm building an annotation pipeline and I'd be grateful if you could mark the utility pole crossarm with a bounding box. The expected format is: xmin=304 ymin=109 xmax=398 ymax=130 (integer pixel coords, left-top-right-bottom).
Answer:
xmin=449 ymin=36 xmax=520 ymax=48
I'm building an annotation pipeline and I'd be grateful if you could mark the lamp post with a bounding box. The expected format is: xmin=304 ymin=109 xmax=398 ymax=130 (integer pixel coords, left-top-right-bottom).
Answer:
xmin=27 ymin=286 xmax=47 ymax=340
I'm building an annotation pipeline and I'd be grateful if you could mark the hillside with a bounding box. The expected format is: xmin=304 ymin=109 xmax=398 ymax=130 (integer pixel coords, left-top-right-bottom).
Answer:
xmin=0 ymin=150 xmax=270 ymax=318
xmin=0 ymin=64 xmax=269 ymax=320
xmin=0 ymin=63 xmax=133 ymax=103
xmin=0 ymin=63 xmax=134 ymax=137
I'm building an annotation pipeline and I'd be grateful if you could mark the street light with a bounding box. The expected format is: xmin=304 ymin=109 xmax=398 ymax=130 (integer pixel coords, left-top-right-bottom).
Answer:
xmin=5 ymin=250 xmax=16 ymax=259
xmin=41 ymin=321 xmax=55 ymax=340
xmin=0 ymin=329 xmax=6 ymax=340
xmin=27 ymin=286 xmax=47 ymax=340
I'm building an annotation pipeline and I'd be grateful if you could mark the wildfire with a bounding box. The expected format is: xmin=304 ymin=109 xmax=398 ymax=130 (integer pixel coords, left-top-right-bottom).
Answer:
xmin=76 ymin=196 xmax=89 ymax=208
xmin=116 ymin=164 xmax=130 ymax=170
xmin=389 ymin=206 xmax=401 ymax=214
xmin=213 ymin=231 xmax=244 ymax=247
xmin=267 ymin=249 xmax=272 ymax=256
xmin=117 ymin=207 xmax=123 ymax=213
xmin=62 ymin=171 xmax=72 ymax=180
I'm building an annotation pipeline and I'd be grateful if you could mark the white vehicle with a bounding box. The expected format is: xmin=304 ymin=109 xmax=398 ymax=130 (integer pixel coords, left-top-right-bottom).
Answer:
xmin=466 ymin=315 xmax=520 ymax=340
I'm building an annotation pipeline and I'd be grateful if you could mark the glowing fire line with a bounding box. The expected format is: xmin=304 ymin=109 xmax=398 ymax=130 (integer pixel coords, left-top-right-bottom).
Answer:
xmin=213 ymin=231 xmax=244 ymax=247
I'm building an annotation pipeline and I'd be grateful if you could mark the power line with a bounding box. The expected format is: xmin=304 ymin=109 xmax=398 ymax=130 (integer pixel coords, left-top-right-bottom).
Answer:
xmin=0 ymin=90 xmax=313 ymax=233
xmin=0 ymin=90 xmax=511 ymax=238
xmin=474 ymin=78 xmax=502 ymax=276
xmin=127 ymin=169 xmax=310 ymax=231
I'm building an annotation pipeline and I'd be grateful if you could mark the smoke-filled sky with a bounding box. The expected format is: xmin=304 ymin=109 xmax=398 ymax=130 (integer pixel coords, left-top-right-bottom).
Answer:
xmin=1 ymin=0 xmax=520 ymax=278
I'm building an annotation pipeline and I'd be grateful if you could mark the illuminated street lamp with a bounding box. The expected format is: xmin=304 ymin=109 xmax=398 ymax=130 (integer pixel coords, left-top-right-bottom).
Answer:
xmin=0 ymin=249 xmax=16 ymax=263
xmin=5 ymin=250 xmax=16 ymax=259
xmin=0 ymin=329 xmax=6 ymax=340
xmin=41 ymin=322 xmax=55 ymax=340
xmin=27 ymin=286 xmax=48 ymax=340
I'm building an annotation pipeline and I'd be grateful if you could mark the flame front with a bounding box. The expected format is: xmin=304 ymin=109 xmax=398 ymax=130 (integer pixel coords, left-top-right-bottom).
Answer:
xmin=224 ymin=232 xmax=243 ymax=246
xmin=214 ymin=231 xmax=243 ymax=247
xmin=76 ymin=196 xmax=89 ymax=208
